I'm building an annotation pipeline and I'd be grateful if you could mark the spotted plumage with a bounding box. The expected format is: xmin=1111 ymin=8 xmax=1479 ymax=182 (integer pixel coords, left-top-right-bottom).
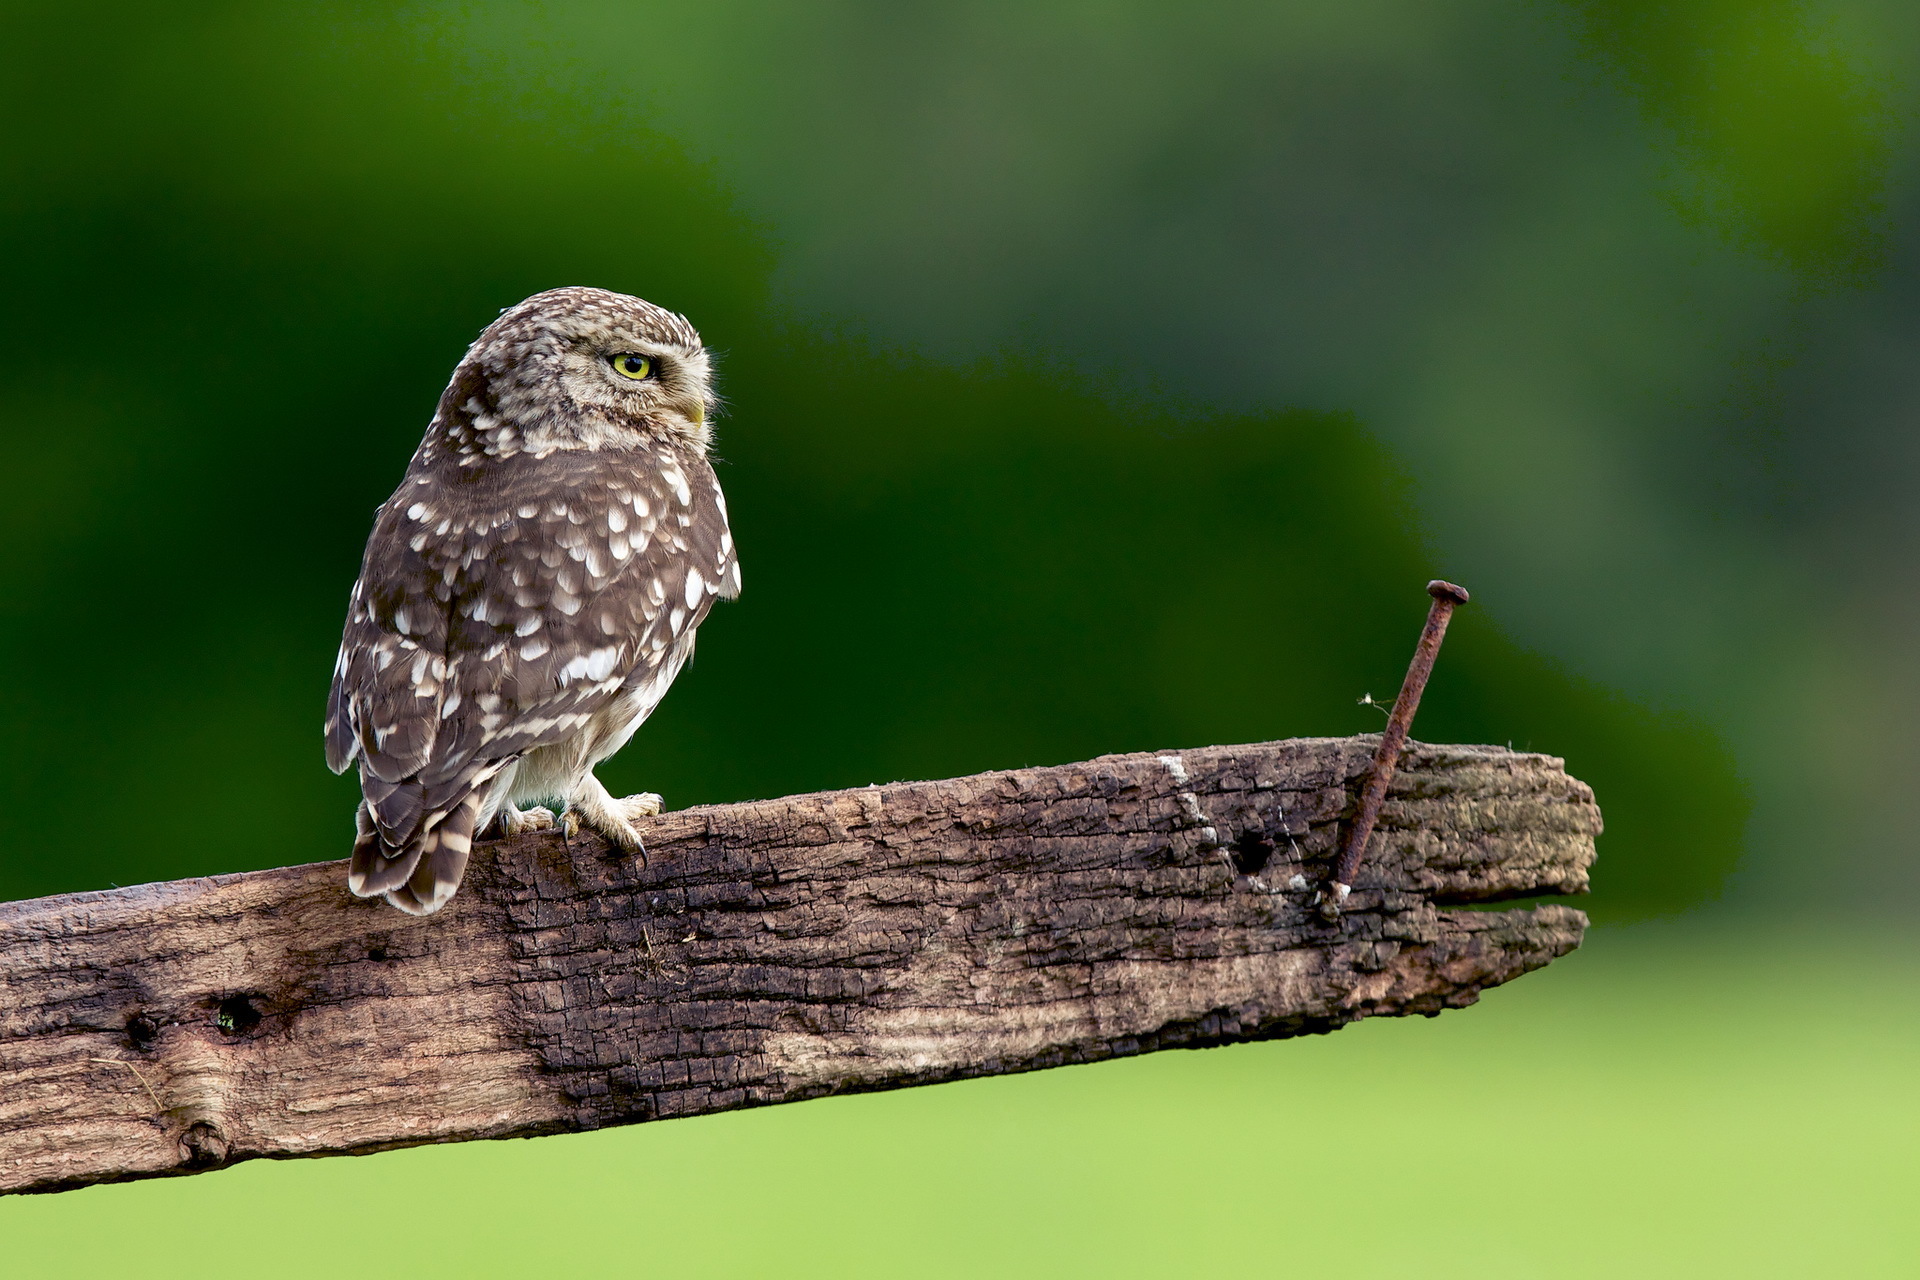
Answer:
xmin=324 ymin=287 xmax=739 ymax=914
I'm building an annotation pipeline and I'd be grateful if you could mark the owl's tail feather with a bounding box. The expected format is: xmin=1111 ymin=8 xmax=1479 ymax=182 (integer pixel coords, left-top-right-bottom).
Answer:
xmin=347 ymin=801 xmax=411 ymax=894
xmin=346 ymin=794 xmax=480 ymax=916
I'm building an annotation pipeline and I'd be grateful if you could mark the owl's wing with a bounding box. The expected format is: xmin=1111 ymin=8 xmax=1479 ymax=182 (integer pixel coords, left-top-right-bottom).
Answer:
xmin=324 ymin=444 xmax=740 ymax=850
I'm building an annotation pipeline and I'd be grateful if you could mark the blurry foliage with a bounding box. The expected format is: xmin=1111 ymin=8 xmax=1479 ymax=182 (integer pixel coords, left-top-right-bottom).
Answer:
xmin=1573 ymin=0 xmax=1895 ymax=277
xmin=3 ymin=0 xmax=1910 ymax=924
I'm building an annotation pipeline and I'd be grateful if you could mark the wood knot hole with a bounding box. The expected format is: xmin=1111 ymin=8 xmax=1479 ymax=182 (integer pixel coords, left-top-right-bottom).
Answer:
xmin=125 ymin=1013 xmax=158 ymax=1052
xmin=1230 ymin=831 xmax=1275 ymax=876
xmin=177 ymin=1121 xmax=229 ymax=1168
xmin=214 ymin=995 xmax=262 ymax=1038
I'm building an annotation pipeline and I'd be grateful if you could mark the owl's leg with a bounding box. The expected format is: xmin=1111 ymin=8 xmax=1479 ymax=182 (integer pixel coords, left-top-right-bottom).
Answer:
xmin=567 ymin=774 xmax=660 ymax=861
xmin=494 ymin=803 xmax=556 ymax=836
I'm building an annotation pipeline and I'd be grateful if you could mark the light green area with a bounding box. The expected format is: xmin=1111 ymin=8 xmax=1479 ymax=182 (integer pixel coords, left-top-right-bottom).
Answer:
xmin=10 ymin=923 xmax=1914 ymax=1277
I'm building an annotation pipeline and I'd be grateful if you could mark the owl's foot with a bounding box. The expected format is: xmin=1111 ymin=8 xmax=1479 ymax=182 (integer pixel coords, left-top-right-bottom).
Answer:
xmin=495 ymin=804 xmax=556 ymax=837
xmin=569 ymin=778 xmax=659 ymax=863
xmin=618 ymin=792 xmax=664 ymax=819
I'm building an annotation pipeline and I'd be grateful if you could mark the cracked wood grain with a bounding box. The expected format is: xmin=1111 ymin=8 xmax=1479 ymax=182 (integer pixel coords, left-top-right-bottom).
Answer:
xmin=0 ymin=736 xmax=1598 ymax=1196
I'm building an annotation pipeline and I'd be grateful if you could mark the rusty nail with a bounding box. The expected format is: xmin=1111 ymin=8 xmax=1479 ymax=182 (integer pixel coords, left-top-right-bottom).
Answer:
xmin=1317 ymin=579 xmax=1470 ymax=921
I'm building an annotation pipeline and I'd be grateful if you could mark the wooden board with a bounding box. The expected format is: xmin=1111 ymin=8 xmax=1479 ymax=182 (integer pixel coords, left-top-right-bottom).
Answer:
xmin=0 ymin=737 xmax=1597 ymax=1195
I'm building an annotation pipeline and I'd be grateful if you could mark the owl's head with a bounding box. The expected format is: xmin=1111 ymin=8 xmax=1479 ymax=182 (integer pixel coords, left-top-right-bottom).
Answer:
xmin=461 ymin=286 xmax=715 ymax=453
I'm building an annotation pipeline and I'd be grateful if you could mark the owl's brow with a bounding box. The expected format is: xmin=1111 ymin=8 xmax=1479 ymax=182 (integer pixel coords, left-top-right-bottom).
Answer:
xmin=569 ymin=334 xmax=679 ymax=356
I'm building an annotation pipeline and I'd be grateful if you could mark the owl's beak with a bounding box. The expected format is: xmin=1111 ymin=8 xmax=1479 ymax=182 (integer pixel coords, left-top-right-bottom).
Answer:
xmin=687 ymin=398 xmax=706 ymax=426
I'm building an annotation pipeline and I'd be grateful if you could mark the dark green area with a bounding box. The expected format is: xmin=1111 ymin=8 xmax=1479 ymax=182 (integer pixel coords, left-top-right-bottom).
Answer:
xmin=2 ymin=1 xmax=1820 ymax=919
xmin=0 ymin=247 xmax=1742 ymax=917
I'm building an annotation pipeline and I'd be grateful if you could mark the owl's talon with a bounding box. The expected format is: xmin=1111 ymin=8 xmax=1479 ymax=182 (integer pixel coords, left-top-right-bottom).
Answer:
xmin=618 ymin=792 xmax=664 ymax=820
xmin=496 ymin=804 xmax=556 ymax=837
xmin=610 ymin=794 xmax=660 ymax=865
xmin=596 ymin=815 xmax=649 ymax=863
xmin=567 ymin=778 xmax=654 ymax=866
xmin=561 ymin=809 xmax=580 ymax=841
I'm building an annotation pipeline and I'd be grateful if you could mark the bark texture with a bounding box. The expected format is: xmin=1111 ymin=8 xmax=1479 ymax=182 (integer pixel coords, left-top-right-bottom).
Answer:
xmin=0 ymin=737 xmax=1597 ymax=1196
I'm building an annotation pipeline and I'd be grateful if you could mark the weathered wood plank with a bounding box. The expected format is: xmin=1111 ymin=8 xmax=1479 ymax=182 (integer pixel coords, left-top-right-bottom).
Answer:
xmin=0 ymin=736 xmax=1597 ymax=1195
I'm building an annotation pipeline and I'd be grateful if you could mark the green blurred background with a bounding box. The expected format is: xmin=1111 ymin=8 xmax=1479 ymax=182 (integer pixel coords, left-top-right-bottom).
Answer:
xmin=3 ymin=1 xmax=1916 ymax=1273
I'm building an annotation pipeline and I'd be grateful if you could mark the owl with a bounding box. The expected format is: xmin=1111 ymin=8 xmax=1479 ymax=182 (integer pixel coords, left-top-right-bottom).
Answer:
xmin=323 ymin=287 xmax=739 ymax=915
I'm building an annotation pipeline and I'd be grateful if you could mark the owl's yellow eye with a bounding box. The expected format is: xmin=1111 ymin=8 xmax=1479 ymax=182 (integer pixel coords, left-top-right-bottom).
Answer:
xmin=610 ymin=353 xmax=654 ymax=380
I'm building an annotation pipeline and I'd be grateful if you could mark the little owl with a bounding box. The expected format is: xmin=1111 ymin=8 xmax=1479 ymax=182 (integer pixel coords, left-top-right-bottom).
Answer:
xmin=323 ymin=287 xmax=739 ymax=915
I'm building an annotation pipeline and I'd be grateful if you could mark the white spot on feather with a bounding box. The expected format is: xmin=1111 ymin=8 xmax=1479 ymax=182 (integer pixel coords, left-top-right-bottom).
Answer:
xmin=684 ymin=568 xmax=704 ymax=608
xmin=558 ymin=647 xmax=621 ymax=684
